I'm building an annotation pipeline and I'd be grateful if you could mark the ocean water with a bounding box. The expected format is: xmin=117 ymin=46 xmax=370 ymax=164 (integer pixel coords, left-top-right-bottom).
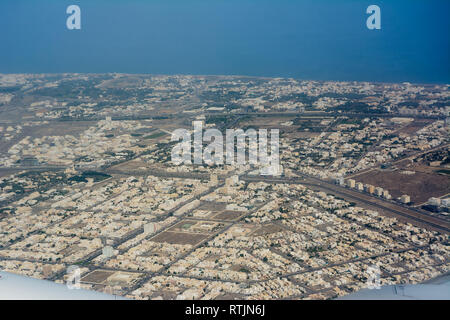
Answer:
xmin=0 ymin=0 xmax=449 ymax=83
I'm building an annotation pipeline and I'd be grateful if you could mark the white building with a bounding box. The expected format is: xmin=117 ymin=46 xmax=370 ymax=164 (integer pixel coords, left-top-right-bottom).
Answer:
xmin=102 ymin=246 xmax=114 ymax=258
xmin=428 ymin=197 xmax=441 ymax=206
xmin=144 ymin=223 xmax=156 ymax=234
xmin=400 ymin=195 xmax=411 ymax=204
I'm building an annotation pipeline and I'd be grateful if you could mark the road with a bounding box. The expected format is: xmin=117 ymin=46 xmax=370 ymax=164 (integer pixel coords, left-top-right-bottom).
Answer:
xmin=241 ymin=174 xmax=450 ymax=234
xmin=1 ymin=111 xmax=438 ymax=125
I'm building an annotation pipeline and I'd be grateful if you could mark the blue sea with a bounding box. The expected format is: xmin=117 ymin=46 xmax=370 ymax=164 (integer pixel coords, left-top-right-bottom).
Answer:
xmin=0 ymin=0 xmax=449 ymax=83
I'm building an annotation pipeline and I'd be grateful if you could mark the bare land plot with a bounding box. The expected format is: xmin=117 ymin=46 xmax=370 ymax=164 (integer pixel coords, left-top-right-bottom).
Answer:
xmin=81 ymin=270 xmax=114 ymax=284
xmin=212 ymin=210 xmax=245 ymax=221
xmin=396 ymin=119 xmax=434 ymax=135
xmin=352 ymin=169 xmax=449 ymax=204
xmin=197 ymin=201 xmax=227 ymax=212
xmin=150 ymin=231 xmax=209 ymax=246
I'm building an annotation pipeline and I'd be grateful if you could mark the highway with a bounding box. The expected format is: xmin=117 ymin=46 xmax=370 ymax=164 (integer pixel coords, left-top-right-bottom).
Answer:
xmin=240 ymin=174 xmax=450 ymax=234
xmin=8 ymin=111 xmax=437 ymax=124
